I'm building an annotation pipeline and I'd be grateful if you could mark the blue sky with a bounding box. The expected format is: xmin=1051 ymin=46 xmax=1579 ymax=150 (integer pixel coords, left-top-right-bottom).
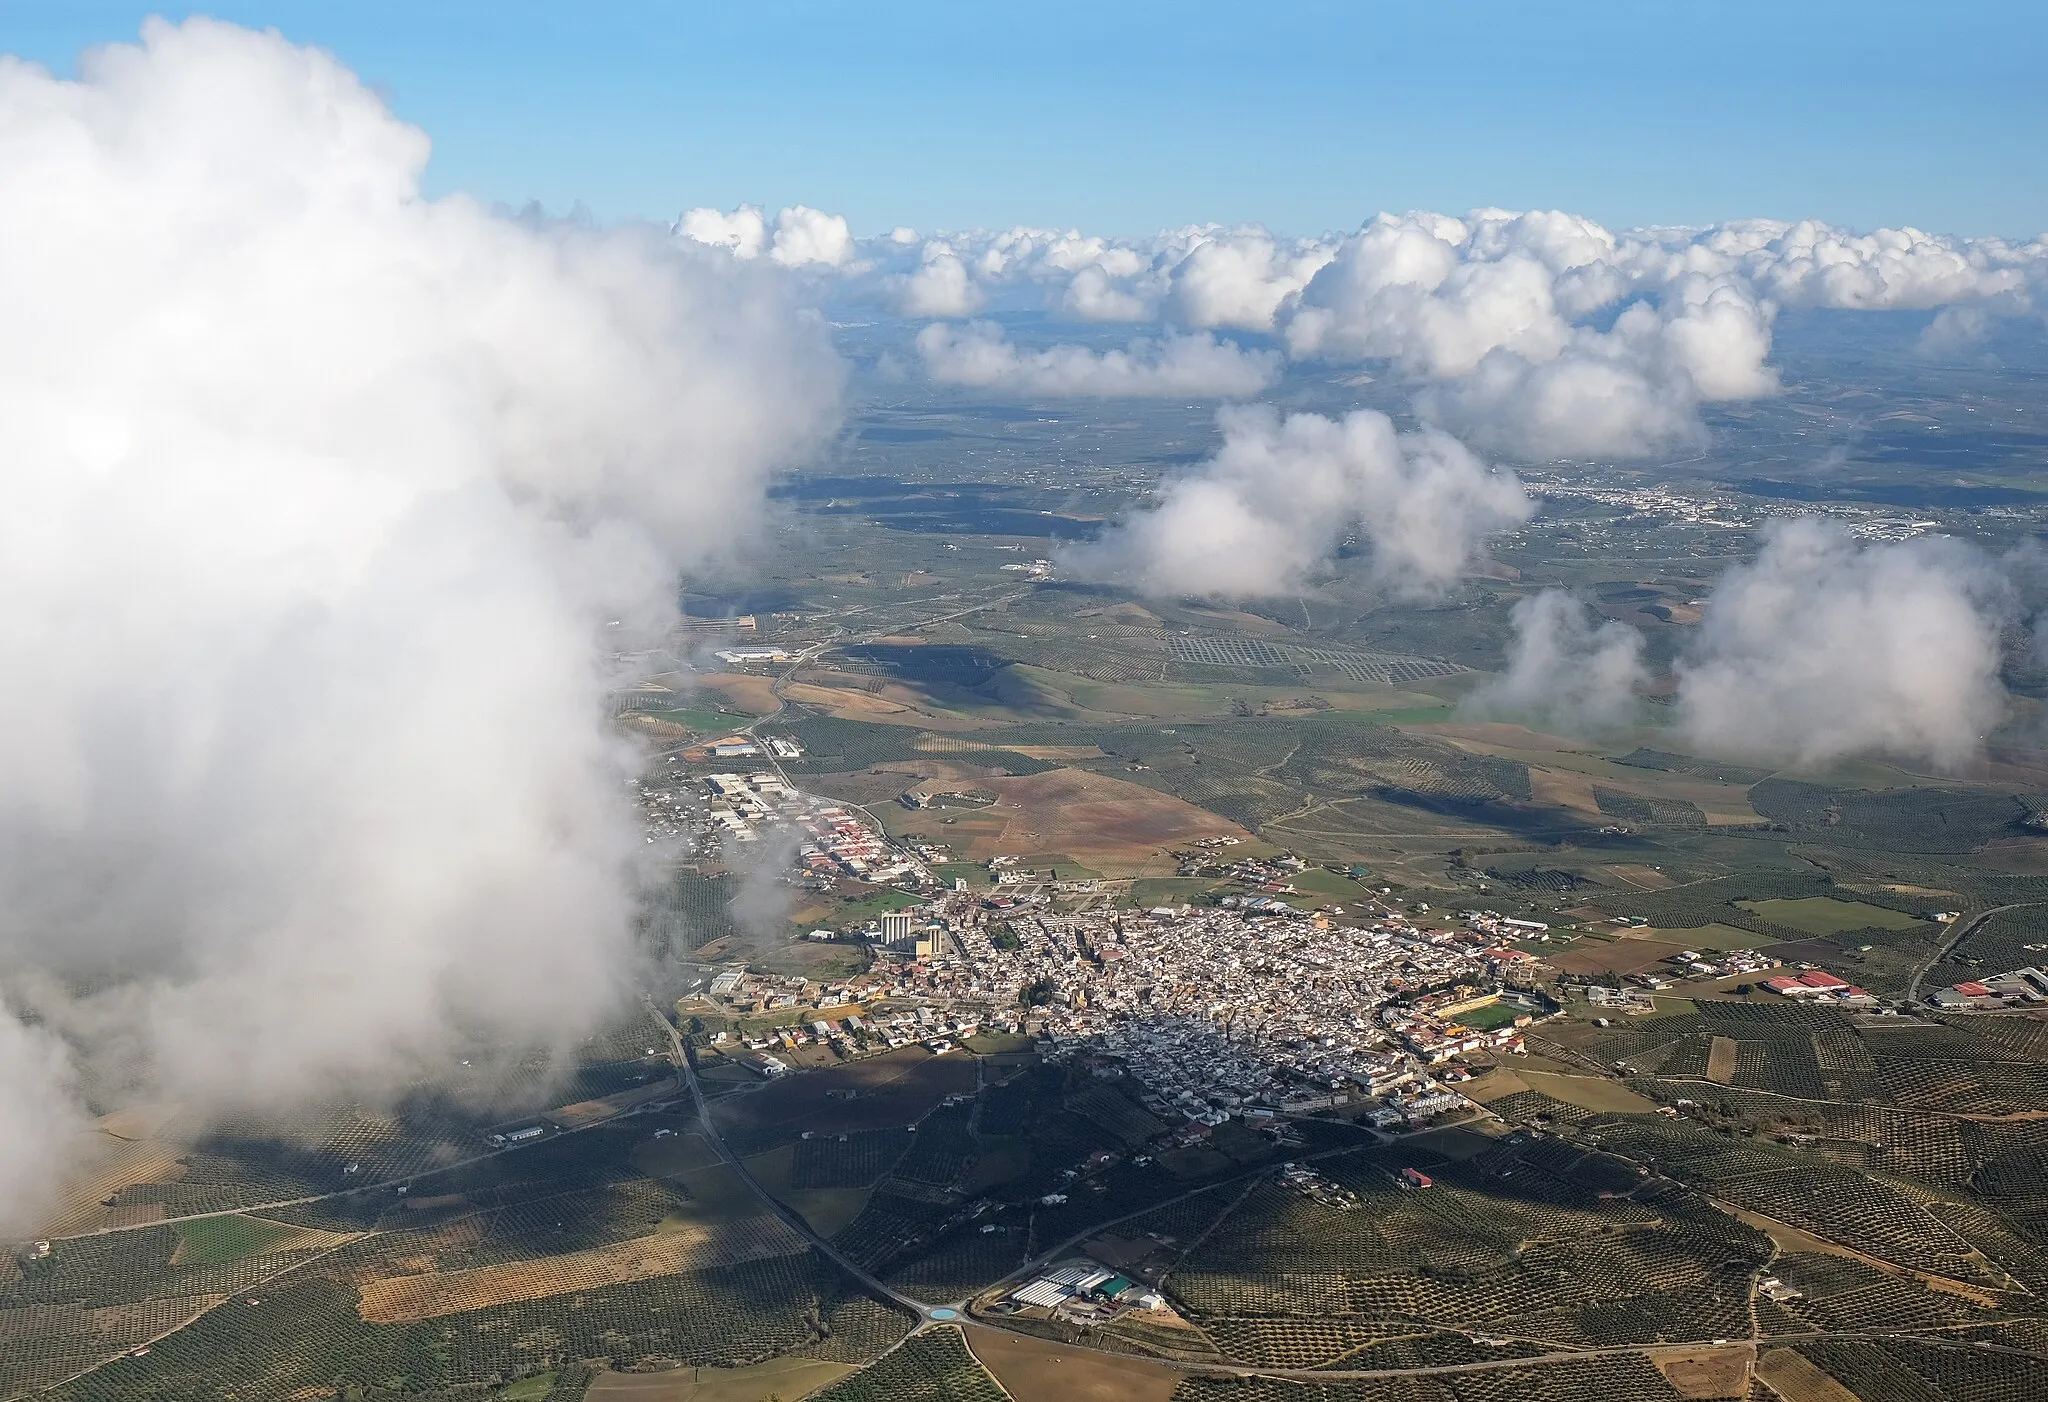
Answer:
xmin=5 ymin=1 xmax=2044 ymax=238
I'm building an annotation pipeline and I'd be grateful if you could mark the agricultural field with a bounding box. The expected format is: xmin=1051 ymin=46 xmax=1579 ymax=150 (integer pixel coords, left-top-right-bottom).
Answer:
xmin=26 ymin=396 xmax=2048 ymax=1400
xmin=968 ymin=1323 xmax=1186 ymax=1402
xmin=891 ymin=764 xmax=1254 ymax=875
xmin=1735 ymin=896 xmax=1927 ymax=935
xmin=808 ymin=1325 xmax=1009 ymax=1402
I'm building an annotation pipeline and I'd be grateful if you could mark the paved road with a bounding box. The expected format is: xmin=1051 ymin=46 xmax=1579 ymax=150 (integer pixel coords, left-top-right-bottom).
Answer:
xmin=645 ymin=999 xmax=930 ymax=1321
xmin=46 ymin=1078 xmax=683 ymax=1243
xmin=1906 ymin=902 xmax=2036 ymax=1004
xmin=638 ymin=1014 xmax=2048 ymax=1386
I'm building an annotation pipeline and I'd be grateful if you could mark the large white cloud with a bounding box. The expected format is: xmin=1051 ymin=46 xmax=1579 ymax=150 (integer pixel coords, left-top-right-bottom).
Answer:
xmin=917 ymin=321 xmax=1279 ymax=398
xmin=1065 ymin=406 xmax=1532 ymax=597
xmin=1675 ymin=521 xmax=2008 ymax=769
xmin=1465 ymin=590 xmax=1647 ymax=731
xmin=890 ymin=241 xmax=985 ymax=317
xmin=1416 ymin=273 xmax=1778 ymax=458
xmin=1677 ymin=219 xmax=2037 ymax=310
xmin=1281 ymin=211 xmax=1784 ymax=458
xmin=676 ymin=202 xmax=768 ymax=259
xmin=1481 ymin=521 xmax=2012 ymax=766
xmin=1166 ymin=228 xmax=1337 ymax=331
xmin=814 ymin=208 xmax=2043 ymax=461
xmin=0 ymin=19 xmax=840 ymax=1232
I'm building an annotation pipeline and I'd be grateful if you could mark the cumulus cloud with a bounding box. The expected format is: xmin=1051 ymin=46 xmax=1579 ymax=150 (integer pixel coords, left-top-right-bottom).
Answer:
xmin=1060 ymin=264 xmax=1153 ymax=322
xmin=1466 ymin=590 xmax=1647 ymax=730
xmin=1417 ymin=274 xmax=1777 ymax=458
xmin=767 ymin=204 xmax=854 ymax=267
xmin=677 ymin=202 xmax=768 ymax=258
xmin=1065 ymin=406 xmax=1532 ymax=597
xmin=884 ymin=208 xmax=2018 ymax=461
xmin=1166 ymin=228 xmax=1337 ymax=331
xmin=1706 ymin=220 xmax=2034 ymax=310
xmin=0 ymin=19 xmax=839 ymax=1231
xmin=677 ymin=201 xmax=853 ymax=267
xmin=1676 ymin=520 xmax=2008 ymax=769
xmin=916 ymin=321 xmax=1280 ymax=398
xmin=774 ymin=208 xmax=2044 ymax=459
xmin=890 ymin=242 xmax=985 ymax=317
xmin=1281 ymin=211 xmax=1782 ymax=458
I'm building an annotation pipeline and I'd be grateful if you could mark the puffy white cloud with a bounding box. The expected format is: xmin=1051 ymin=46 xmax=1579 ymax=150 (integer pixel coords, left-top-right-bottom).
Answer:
xmin=1676 ymin=520 xmax=2008 ymax=769
xmin=1166 ymin=228 xmax=1337 ymax=331
xmin=677 ymin=202 xmax=768 ymax=259
xmin=1703 ymin=220 xmax=2034 ymax=310
xmin=768 ymin=203 xmax=854 ymax=268
xmin=734 ymin=205 xmax=2042 ymax=458
xmin=917 ymin=321 xmax=1279 ymax=399
xmin=1284 ymin=210 xmax=1593 ymax=371
xmin=1466 ymin=590 xmax=1647 ymax=731
xmin=1282 ymin=211 xmax=1784 ymax=459
xmin=1417 ymin=274 xmax=1777 ymax=458
xmin=1064 ymin=406 xmax=1532 ymax=597
xmin=890 ymin=242 xmax=985 ymax=317
xmin=1060 ymin=264 xmax=1154 ymax=322
xmin=677 ymin=202 xmax=853 ymax=268
xmin=0 ymin=19 xmax=839 ymax=1231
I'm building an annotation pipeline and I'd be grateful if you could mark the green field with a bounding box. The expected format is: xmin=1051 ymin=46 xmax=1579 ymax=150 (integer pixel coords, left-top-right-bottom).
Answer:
xmin=1289 ymin=867 xmax=1375 ymax=900
xmin=1124 ymin=877 xmax=1227 ymax=908
xmin=1737 ymin=897 xmax=1928 ymax=935
xmin=833 ymin=888 xmax=927 ymax=923
xmin=172 ymin=1214 xmax=303 ymax=1266
xmin=1455 ymin=1001 xmax=1528 ymax=1030
xmin=1647 ymin=922 xmax=1773 ymax=952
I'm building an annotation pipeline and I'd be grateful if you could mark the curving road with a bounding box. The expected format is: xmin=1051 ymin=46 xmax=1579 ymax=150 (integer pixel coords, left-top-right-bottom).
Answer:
xmin=1906 ymin=902 xmax=2038 ymax=1005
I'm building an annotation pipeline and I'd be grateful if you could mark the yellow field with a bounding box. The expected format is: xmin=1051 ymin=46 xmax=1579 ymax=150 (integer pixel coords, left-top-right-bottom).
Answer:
xmin=38 ymin=1136 xmax=189 ymax=1237
xmin=358 ymin=1217 xmax=808 ymax=1323
xmin=1528 ymin=768 xmax=1600 ymax=814
xmin=967 ymin=1323 xmax=1185 ymax=1402
xmin=98 ymin=1104 xmax=183 ymax=1142
xmin=1755 ymin=1348 xmax=1860 ymax=1402
xmin=1654 ymin=1344 xmax=1752 ymax=1399
xmin=693 ymin=672 xmax=782 ymax=715
xmin=1462 ymin=1068 xmax=1530 ymax=1103
xmin=779 ymin=681 xmax=918 ymax=718
xmin=1706 ymin=1036 xmax=1739 ymax=1084
xmin=1516 ymin=1071 xmax=1658 ymax=1114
